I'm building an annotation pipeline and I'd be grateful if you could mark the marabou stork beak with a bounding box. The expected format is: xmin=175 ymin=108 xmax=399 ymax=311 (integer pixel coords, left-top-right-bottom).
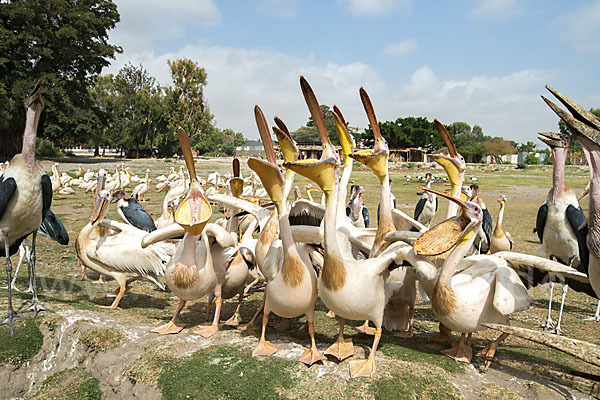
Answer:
xmin=538 ymin=131 xmax=566 ymax=148
xmin=414 ymin=187 xmax=478 ymax=256
xmin=91 ymin=191 xmax=111 ymax=224
xmin=542 ymin=86 xmax=600 ymax=145
xmin=284 ymin=76 xmax=339 ymax=194
xmin=174 ymin=127 xmax=212 ymax=235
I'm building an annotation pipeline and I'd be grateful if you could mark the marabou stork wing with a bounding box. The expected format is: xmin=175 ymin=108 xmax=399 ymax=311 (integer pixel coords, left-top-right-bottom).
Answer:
xmin=575 ymin=220 xmax=589 ymax=276
xmin=535 ymin=203 xmax=548 ymax=243
xmin=120 ymin=199 xmax=156 ymax=232
xmin=414 ymin=197 xmax=426 ymax=221
xmin=566 ymin=204 xmax=587 ymax=267
xmin=289 ymin=199 xmax=325 ymax=227
xmin=482 ymin=208 xmax=493 ymax=252
xmin=39 ymin=210 xmax=69 ymax=245
xmin=0 ymin=176 xmax=17 ymax=220
xmin=493 ymin=251 xmax=598 ymax=299
xmin=392 ymin=209 xmax=427 ymax=233
xmin=41 ymin=174 xmax=52 ymax=220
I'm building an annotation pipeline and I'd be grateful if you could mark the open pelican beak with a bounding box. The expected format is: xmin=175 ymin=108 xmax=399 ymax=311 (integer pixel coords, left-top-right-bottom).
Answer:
xmin=542 ymin=86 xmax=600 ymax=146
xmin=248 ymin=157 xmax=284 ymax=211
xmin=349 ymin=88 xmax=388 ymax=182
xmin=174 ymin=127 xmax=212 ymax=235
xmin=538 ymin=132 xmax=565 ymax=148
xmin=91 ymin=192 xmax=110 ymax=224
xmin=284 ymin=76 xmax=339 ymax=194
xmin=229 ymin=158 xmax=244 ymax=197
xmin=332 ymin=105 xmax=355 ymax=164
xmin=273 ymin=125 xmax=299 ymax=163
xmin=414 ymin=188 xmax=477 ymax=256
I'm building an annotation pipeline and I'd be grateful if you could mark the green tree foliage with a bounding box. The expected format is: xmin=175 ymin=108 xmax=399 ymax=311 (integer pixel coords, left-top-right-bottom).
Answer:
xmin=517 ymin=141 xmax=537 ymax=153
xmin=445 ymin=122 xmax=487 ymax=162
xmin=292 ymin=105 xmax=340 ymax=145
xmin=0 ymin=0 xmax=121 ymax=158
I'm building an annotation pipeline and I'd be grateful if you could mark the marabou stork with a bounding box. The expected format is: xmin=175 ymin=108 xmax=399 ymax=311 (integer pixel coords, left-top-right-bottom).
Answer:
xmin=0 ymin=82 xmax=52 ymax=334
xmin=541 ymin=86 xmax=600 ymax=320
xmin=111 ymin=190 xmax=156 ymax=232
xmin=414 ymin=172 xmax=437 ymax=227
xmin=469 ymin=184 xmax=493 ymax=254
xmin=535 ymin=130 xmax=586 ymax=333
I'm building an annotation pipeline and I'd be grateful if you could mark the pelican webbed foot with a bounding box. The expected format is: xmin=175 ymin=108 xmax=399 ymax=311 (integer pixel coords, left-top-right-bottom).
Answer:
xmin=324 ymin=338 xmax=354 ymax=361
xmin=325 ymin=310 xmax=336 ymax=318
xmin=194 ymin=324 xmax=219 ymax=338
xmin=107 ymin=285 xmax=131 ymax=298
xmin=393 ymin=328 xmax=414 ymax=338
xmin=476 ymin=332 xmax=509 ymax=371
xmin=298 ymin=346 xmax=326 ymax=365
xmin=349 ymin=358 xmax=375 ymax=378
xmin=224 ymin=312 xmax=241 ymax=326
xmin=441 ymin=333 xmax=472 ymax=363
xmin=252 ymin=340 xmax=278 ymax=357
xmin=151 ymin=321 xmax=186 ymax=335
xmin=354 ymin=320 xmax=376 ymax=335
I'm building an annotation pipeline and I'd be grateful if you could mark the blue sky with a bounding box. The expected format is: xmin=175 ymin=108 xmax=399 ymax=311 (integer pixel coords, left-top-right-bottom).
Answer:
xmin=105 ymin=0 xmax=600 ymax=146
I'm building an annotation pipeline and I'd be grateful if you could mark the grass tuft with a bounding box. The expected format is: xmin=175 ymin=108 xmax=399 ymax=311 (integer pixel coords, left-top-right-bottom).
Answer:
xmin=79 ymin=327 xmax=123 ymax=353
xmin=31 ymin=368 xmax=102 ymax=400
xmin=158 ymin=344 xmax=296 ymax=400
xmin=0 ymin=319 xmax=43 ymax=366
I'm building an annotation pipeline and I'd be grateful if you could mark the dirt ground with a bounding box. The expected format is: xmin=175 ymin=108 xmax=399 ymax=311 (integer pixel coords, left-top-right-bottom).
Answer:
xmin=0 ymin=156 xmax=598 ymax=400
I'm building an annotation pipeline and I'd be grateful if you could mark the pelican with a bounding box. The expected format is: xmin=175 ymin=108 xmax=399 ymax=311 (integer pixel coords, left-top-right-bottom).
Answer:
xmin=490 ymin=195 xmax=513 ymax=253
xmin=284 ymin=77 xmax=407 ymax=378
xmin=414 ymin=172 xmax=437 ymax=227
xmin=104 ymin=167 xmax=121 ymax=193
xmin=0 ymin=82 xmax=52 ymax=334
xmin=541 ymin=85 xmax=600 ymax=309
xmin=76 ymin=190 xmax=169 ymax=309
xmin=535 ymin=130 xmax=586 ymax=333
xmin=131 ymin=169 xmax=150 ymax=201
xmin=83 ymin=169 xmax=94 ymax=182
xmin=145 ymin=128 xmax=248 ymax=337
xmin=247 ymin=105 xmax=325 ymax=365
xmin=111 ymin=190 xmax=156 ymax=232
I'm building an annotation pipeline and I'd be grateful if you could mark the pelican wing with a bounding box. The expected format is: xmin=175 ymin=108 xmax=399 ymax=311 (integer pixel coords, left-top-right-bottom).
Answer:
xmin=392 ymin=209 xmax=427 ymax=233
xmin=493 ymin=264 xmax=530 ymax=315
xmin=87 ymin=237 xmax=167 ymax=279
xmin=208 ymin=192 xmax=272 ymax=230
xmin=493 ymin=251 xmax=597 ymax=299
xmin=289 ymin=199 xmax=325 ymax=227
xmin=261 ymin=239 xmax=283 ymax=281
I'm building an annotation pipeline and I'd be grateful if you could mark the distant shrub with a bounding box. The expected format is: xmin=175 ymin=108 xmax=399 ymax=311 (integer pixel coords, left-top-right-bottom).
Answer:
xmin=525 ymin=153 xmax=540 ymax=165
xmin=406 ymin=162 xmax=416 ymax=169
xmin=35 ymin=139 xmax=62 ymax=158
xmin=516 ymin=162 xmax=527 ymax=169
xmin=543 ymin=155 xmax=553 ymax=165
xmin=503 ymin=160 xmax=512 ymax=165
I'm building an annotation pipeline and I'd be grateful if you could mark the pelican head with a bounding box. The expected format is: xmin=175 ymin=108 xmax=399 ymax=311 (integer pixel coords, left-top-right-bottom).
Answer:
xmin=429 ymin=120 xmax=466 ymax=189
xmin=248 ymin=105 xmax=285 ymax=212
xmin=284 ymin=76 xmax=340 ymax=194
xmin=414 ymin=187 xmax=482 ymax=256
xmin=96 ymin=169 xmax=107 ymax=194
xmin=349 ymin=88 xmax=389 ymax=182
xmin=91 ymin=190 xmax=111 ymax=224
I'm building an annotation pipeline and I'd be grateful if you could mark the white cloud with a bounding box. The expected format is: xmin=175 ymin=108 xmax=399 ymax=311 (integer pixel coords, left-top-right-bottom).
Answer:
xmin=339 ymin=0 xmax=411 ymax=16
xmin=110 ymin=0 xmax=221 ymax=53
xmin=469 ymin=0 xmax=522 ymax=21
xmin=384 ymin=40 xmax=419 ymax=57
xmin=258 ymin=0 xmax=300 ymax=17
xmin=105 ymin=42 xmax=573 ymax=144
xmin=556 ymin=0 xmax=600 ymax=52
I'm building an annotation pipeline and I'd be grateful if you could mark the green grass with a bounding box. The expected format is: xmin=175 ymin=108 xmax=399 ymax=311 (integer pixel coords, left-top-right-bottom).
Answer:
xmin=0 ymin=319 xmax=43 ymax=366
xmin=31 ymin=368 xmax=102 ymax=400
xmin=79 ymin=327 xmax=124 ymax=353
xmin=158 ymin=344 xmax=296 ymax=400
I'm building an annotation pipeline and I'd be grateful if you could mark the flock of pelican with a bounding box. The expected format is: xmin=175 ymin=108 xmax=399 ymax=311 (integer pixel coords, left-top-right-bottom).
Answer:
xmin=1 ymin=80 xmax=599 ymax=385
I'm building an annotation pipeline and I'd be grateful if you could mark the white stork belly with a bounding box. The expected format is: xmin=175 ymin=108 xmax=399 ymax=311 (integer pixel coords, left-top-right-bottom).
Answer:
xmin=540 ymin=197 xmax=580 ymax=266
xmin=0 ymin=159 xmax=44 ymax=244
xmin=318 ymin=273 xmax=386 ymax=326
xmin=265 ymin=268 xmax=317 ymax=319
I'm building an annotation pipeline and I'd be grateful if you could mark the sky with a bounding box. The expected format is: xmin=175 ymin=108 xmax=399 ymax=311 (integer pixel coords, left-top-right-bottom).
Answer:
xmin=104 ymin=0 xmax=600 ymax=146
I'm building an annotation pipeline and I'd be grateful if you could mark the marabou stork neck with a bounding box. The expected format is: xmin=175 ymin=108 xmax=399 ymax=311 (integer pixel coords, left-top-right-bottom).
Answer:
xmin=541 ymin=86 xmax=600 ymax=318
xmin=535 ymin=130 xmax=586 ymax=334
xmin=0 ymin=82 xmax=52 ymax=334
xmin=414 ymin=173 xmax=437 ymax=228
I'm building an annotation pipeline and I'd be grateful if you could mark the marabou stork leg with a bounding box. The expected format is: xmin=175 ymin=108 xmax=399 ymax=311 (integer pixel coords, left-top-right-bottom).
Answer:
xmin=1 ymin=232 xmax=27 ymax=335
xmin=1 ymin=242 xmax=26 ymax=292
xmin=584 ymin=300 xmax=600 ymax=322
xmin=541 ymin=282 xmax=555 ymax=330
xmin=25 ymin=232 xmax=52 ymax=317
xmin=554 ymin=284 xmax=568 ymax=335
xmin=24 ymin=240 xmax=34 ymax=293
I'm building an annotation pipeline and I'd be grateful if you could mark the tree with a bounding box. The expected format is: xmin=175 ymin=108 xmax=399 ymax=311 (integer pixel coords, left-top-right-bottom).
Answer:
xmin=517 ymin=141 xmax=537 ymax=153
xmin=0 ymin=0 xmax=121 ymax=157
xmin=483 ymin=137 xmax=516 ymax=158
xmin=292 ymin=105 xmax=340 ymax=145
